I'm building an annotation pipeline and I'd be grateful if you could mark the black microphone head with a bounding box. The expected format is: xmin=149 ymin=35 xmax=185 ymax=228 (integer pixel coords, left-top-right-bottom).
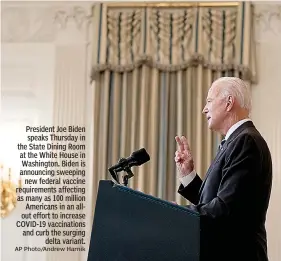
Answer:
xmin=130 ymin=148 xmax=150 ymax=166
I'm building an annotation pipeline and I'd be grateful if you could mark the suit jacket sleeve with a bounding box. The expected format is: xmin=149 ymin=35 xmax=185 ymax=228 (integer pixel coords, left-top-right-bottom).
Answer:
xmin=178 ymin=174 xmax=202 ymax=205
xmin=186 ymin=134 xmax=261 ymax=219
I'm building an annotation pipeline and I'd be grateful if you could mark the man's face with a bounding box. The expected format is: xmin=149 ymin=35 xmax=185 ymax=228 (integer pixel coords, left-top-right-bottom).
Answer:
xmin=202 ymin=84 xmax=227 ymax=131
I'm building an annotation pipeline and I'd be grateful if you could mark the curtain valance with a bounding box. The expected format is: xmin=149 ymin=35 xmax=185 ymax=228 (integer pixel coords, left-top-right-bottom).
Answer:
xmin=91 ymin=2 xmax=256 ymax=82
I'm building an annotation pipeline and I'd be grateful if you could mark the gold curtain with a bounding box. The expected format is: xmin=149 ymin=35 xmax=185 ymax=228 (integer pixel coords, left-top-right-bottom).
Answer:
xmin=90 ymin=2 xmax=256 ymax=206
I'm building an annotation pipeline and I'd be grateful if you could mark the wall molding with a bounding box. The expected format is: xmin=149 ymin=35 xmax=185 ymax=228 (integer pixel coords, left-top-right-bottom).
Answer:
xmin=1 ymin=2 xmax=94 ymax=43
xmin=253 ymin=3 xmax=281 ymax=43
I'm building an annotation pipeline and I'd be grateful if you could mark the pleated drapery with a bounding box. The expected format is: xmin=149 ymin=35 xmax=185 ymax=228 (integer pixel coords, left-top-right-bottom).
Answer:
xmin=90 ymin=2 xmax=256 ymax=205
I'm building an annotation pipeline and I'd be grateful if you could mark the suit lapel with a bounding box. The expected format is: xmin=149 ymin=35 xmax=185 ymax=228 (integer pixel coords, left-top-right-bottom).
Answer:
xmin=198 ymin=121 xmax=256 ymax=196
xmin=198 ymin=144 xmax=227 ymax=195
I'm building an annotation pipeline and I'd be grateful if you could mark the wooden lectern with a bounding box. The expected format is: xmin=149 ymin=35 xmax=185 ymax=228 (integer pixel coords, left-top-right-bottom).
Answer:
xmin=87 ymin=180 xmax=209 ymax=261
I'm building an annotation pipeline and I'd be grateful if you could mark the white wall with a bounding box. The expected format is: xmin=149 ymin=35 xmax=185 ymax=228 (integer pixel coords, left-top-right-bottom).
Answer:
xmin=1 ymin=43 xmax=55 ymax=261
xmin=252 ymin=3 xmax=281 ymax=261
xmin=1 ymin=2 xmax=94 ymax=261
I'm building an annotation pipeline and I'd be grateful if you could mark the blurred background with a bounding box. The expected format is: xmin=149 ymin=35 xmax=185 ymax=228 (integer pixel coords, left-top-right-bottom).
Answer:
xmin=1 ymin=1 xmax=281 ymax=261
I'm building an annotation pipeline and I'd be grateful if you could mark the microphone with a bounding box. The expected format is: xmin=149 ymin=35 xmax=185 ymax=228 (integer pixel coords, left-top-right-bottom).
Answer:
xmin=109 ymin=148 xmax=150 ymax=173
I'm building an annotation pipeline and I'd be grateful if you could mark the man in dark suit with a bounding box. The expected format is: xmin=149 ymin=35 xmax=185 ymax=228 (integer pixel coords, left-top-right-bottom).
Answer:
xmin=175 ymin=77 xmax=272 ymax=261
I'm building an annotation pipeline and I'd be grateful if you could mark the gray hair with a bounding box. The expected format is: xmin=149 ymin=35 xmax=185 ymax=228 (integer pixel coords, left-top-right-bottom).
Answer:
xmin=213 ymin=77 xmax=252 ymax=112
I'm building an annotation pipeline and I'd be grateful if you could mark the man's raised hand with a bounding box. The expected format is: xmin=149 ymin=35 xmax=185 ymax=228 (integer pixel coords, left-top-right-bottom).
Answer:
xmin=175 ymin=136 xmax=194 ymax=177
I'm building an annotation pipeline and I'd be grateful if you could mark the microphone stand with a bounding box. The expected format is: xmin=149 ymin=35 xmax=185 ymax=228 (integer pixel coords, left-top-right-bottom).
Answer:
xmin=108 ymin=158 xmax=134 ymax=187
xmin=122 ymin=166 xmax=134 ymax=187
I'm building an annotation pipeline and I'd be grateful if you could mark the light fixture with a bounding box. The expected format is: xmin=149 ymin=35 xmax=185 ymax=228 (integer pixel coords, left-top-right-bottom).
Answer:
xmin=1 ymin=165 xmax=22 ymax=218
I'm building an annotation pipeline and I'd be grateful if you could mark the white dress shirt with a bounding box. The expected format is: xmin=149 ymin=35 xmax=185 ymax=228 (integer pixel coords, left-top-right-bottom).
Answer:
xmin=179 ymin=118 xmax=252 ymax=187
